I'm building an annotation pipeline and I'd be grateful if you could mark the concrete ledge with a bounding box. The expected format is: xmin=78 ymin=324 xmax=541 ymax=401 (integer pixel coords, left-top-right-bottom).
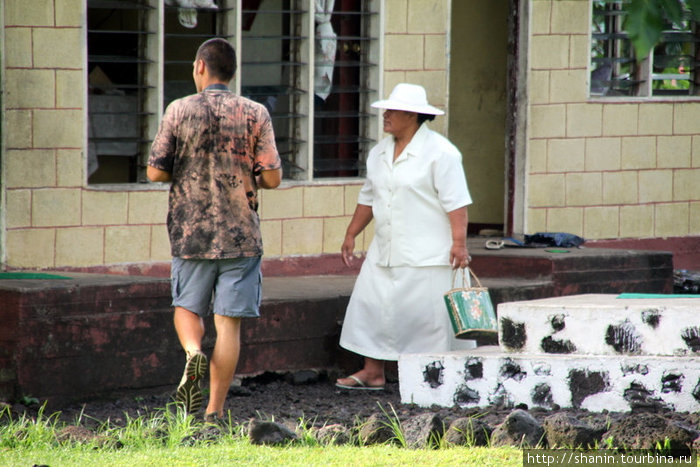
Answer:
xmin=498 ymin=294 xmax=700 ymax=356
xmin=0 ymin=274 xmax=356 ymax=406
xmin=469 ymin=240 xmax=673 ymax=295
xmin=398 ymin=346 xmax=700 ymax=412
xmin=0 ymin=274 xmax=173 ymax=406
xmin=238 ymin=275 xmax=357 ymax=375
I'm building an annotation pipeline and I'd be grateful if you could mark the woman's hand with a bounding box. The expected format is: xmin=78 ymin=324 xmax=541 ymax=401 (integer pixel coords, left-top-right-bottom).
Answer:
xmin=341 ymin=235 xmax=357 ymax=267
xmin=447 ymin=206 xmax=470 ymax=269
xmin=450 ymin=243 xmax=470 ymax=270
xmin=341 ymin=204 xmax=373 ymax=268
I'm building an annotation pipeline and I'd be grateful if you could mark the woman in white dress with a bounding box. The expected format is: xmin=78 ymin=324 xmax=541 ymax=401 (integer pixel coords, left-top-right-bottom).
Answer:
xmin=336 ymin=83 xmax=473 ymax=390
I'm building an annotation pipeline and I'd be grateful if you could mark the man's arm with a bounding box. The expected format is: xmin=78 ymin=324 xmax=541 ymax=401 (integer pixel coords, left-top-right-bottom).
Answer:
xmin=147 ymin=166 xmax=172 ymax=183
xmin=257 ymin=168 xmax=282 ymax=189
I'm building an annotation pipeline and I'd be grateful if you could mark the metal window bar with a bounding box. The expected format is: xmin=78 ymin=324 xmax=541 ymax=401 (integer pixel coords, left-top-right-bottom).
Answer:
xmin=163 ymin=2 xmax=235 ymax=109
xmin=85 ymin=0 xmax=380 ymax=182
xmin=651 ymin=22 xmax=700 ymax=96
xmin=87 ymin=0 xmax=155 ymax=184
xmin=236 ymin=0 xmax=378 ymax=180
xmin=312 ymin=2 xmax=378 ymax=178
xmin=591 ymin=0 xmax=700 ymax=97
xmin=590 ymin=1 xmax=640 ymax=96
xmin=239 ymin=0 xmax=309 ymax=179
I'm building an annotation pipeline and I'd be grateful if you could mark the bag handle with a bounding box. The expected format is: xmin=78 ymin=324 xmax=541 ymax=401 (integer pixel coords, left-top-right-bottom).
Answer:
xmin=451 ymin=267 xmax=485 ymax=289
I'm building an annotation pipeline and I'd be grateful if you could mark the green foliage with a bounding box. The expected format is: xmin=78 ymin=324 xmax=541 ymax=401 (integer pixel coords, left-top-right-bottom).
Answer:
xmin=106 ymin=405 xmax=200 ymax=449
xmin=18 ymin=395 xmax=40 ymax=407
xmin=604 ymin=435 xmax=615 ymax=449
xmin=626 ymin=0 xmax=665 ymax=59
xmin=655 ymin=437 xmax=674 ymax=455
xmin=377 ymin=403 xmax=407 ymax=448
xmin=0 ymin=404 xmax=61 ymax=449
xmin=623 ymin=0 xmax=700 ymax=59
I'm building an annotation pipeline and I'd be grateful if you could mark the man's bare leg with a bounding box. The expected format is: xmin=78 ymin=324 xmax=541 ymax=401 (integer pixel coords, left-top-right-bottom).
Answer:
xmin=205 ymin=314 xmax=241 ymax=417
xmin=174 ymin=306 xmax=205 ymax=354
xmin=174 ymin=306 xmax=208 ymax=413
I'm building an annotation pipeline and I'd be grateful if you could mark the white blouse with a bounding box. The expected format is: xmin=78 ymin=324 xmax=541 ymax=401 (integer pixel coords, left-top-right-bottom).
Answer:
xmin=358 ymin=123 xmax=472 ymax=267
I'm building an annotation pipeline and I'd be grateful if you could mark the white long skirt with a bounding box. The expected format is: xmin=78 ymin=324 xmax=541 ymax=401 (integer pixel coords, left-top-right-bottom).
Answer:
xmin=339 ymin=252 xmax=475 ymax=361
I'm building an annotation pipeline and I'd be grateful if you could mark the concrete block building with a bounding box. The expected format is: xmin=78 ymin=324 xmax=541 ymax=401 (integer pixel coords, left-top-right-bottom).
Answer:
xmin=1 ymin=0 xmax=699 ymax=274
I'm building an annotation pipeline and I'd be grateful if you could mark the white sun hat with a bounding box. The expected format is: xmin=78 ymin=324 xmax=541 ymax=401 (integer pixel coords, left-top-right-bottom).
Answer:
xmin=371 ymin=83 xmax=444 ymax=115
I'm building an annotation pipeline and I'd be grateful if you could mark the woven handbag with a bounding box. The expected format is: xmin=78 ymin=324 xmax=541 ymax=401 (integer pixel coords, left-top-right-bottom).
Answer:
xmin=443 ymin=267 xmax=498 ymax=343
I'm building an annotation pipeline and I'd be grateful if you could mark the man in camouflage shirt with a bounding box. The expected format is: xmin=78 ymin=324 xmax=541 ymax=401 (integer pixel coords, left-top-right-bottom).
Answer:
xmin=148 ymin=38 xmax=282 ymax=420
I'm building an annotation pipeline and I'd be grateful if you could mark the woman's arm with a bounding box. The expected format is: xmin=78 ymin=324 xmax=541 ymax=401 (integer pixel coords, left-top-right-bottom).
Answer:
xmin=341 ymin=204 xmax=373 ymax=267
xmin=447 ymin=205 xmax=470 ymax=269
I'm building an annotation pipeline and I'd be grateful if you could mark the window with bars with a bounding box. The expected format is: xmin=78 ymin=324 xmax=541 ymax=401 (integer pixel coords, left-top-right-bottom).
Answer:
xmin=86 ymin=0 xmax=379 ymax=184
xmin=87 ymin=0 xmax=154 ymax=183
xmin=590 ymin=0 xmax=700 ymax=98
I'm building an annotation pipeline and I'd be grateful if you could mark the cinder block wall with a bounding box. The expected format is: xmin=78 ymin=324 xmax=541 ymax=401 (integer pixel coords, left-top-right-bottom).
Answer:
xmin=0 ymin=0 xmax=450 ymax=270
xmin=258 ymin=183 xmax=372 ymax=257
xmin=2 ymin=0 xmax=172 ymax=269
xmin=526 ymin=0 xmax=700 ymax=240
xmin=382 ymin=0 xmax=450 ymax=134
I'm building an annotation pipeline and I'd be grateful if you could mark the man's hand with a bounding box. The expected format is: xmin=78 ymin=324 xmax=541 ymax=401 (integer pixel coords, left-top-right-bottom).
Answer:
xmin=147 ymin=166 xmax=172 ymax=182
xmin=257 ymin=168 xmax=282 ymax=189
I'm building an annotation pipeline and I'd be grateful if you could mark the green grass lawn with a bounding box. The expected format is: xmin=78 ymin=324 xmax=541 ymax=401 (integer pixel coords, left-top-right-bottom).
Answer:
xmin=0 ymin=405 xmax=522 ymax=466
xmin=2 ymin=442 xmax=522 ymax=466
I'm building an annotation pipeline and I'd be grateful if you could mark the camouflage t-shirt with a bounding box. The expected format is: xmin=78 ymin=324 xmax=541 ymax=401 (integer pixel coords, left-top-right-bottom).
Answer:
xmin=148 ymin=88 xmax=281 ymax=259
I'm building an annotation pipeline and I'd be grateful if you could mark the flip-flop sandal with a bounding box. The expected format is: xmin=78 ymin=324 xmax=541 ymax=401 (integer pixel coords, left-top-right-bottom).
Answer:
xmin=335 ymin=375 xmax=384 ymax=391
xmin=485 ymin=239 xmax=505 ymax=250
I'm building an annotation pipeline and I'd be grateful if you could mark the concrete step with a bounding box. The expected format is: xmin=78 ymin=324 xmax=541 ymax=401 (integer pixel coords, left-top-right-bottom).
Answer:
xmin=468 ymin=239 xmax=673 ymax=295
xmin=398 ymin=345 xmax=700 ymax=412
xmin=498 ymin=294 xmax=700 ymax=357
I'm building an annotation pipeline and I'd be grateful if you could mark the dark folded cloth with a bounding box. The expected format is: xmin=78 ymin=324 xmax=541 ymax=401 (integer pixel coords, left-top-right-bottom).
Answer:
xmin=524 ymin=232 xmax=585 ymax=248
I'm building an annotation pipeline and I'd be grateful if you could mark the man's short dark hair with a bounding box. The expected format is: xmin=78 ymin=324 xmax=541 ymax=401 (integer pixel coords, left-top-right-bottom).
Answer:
xmin=196 ymin=38 xmax=237 ymax=82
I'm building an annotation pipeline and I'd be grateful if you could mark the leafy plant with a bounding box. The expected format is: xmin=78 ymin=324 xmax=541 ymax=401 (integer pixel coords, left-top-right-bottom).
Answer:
xmin=604 ymin=435 xmax=615 ymax=450
xmin=445 ymin=415 xmax=491 ymax=448
xmin=655 ymin=437 xmax=673 ymax=455
xmin=377 ymin=403 xmax=406 ymax=448
xmin=0 ymin=403 xmax=61 ymax=449
xmin=622 ymin=0 xmax=700 ymax=59
xmin=18 ymin=395 xmax=40 ymax=407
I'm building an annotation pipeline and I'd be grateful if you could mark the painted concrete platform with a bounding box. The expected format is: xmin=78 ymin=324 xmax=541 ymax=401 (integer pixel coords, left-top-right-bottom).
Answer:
xmin=398 ymin=346 xmax=700 ymax=412
xmin=498 ymin=294 xmax=700 ymax=356
xmin=399 ymin=294 xmax=700 ymax=412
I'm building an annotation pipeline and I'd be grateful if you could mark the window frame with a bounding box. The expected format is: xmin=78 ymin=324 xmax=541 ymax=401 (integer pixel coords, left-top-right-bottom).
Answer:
xmin=84 ymin=0 xmax=382 ymax=186
xmin=588 ymin=0 xmax=700 ymax=101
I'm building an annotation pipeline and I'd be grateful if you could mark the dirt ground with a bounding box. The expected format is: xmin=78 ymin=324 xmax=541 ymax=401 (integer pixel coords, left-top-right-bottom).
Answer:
xmin=25 ymin=370 xmax=698 ymax=436
xmin=36 ymin=370 xmax=513 ymax=430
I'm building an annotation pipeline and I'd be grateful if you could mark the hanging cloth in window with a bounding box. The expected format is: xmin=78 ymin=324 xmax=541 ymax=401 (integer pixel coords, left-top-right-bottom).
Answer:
xmin=314 ymin=0 xmax=337 ymax=101
xmin=165 ymin=0 xmax=218 ymax=29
